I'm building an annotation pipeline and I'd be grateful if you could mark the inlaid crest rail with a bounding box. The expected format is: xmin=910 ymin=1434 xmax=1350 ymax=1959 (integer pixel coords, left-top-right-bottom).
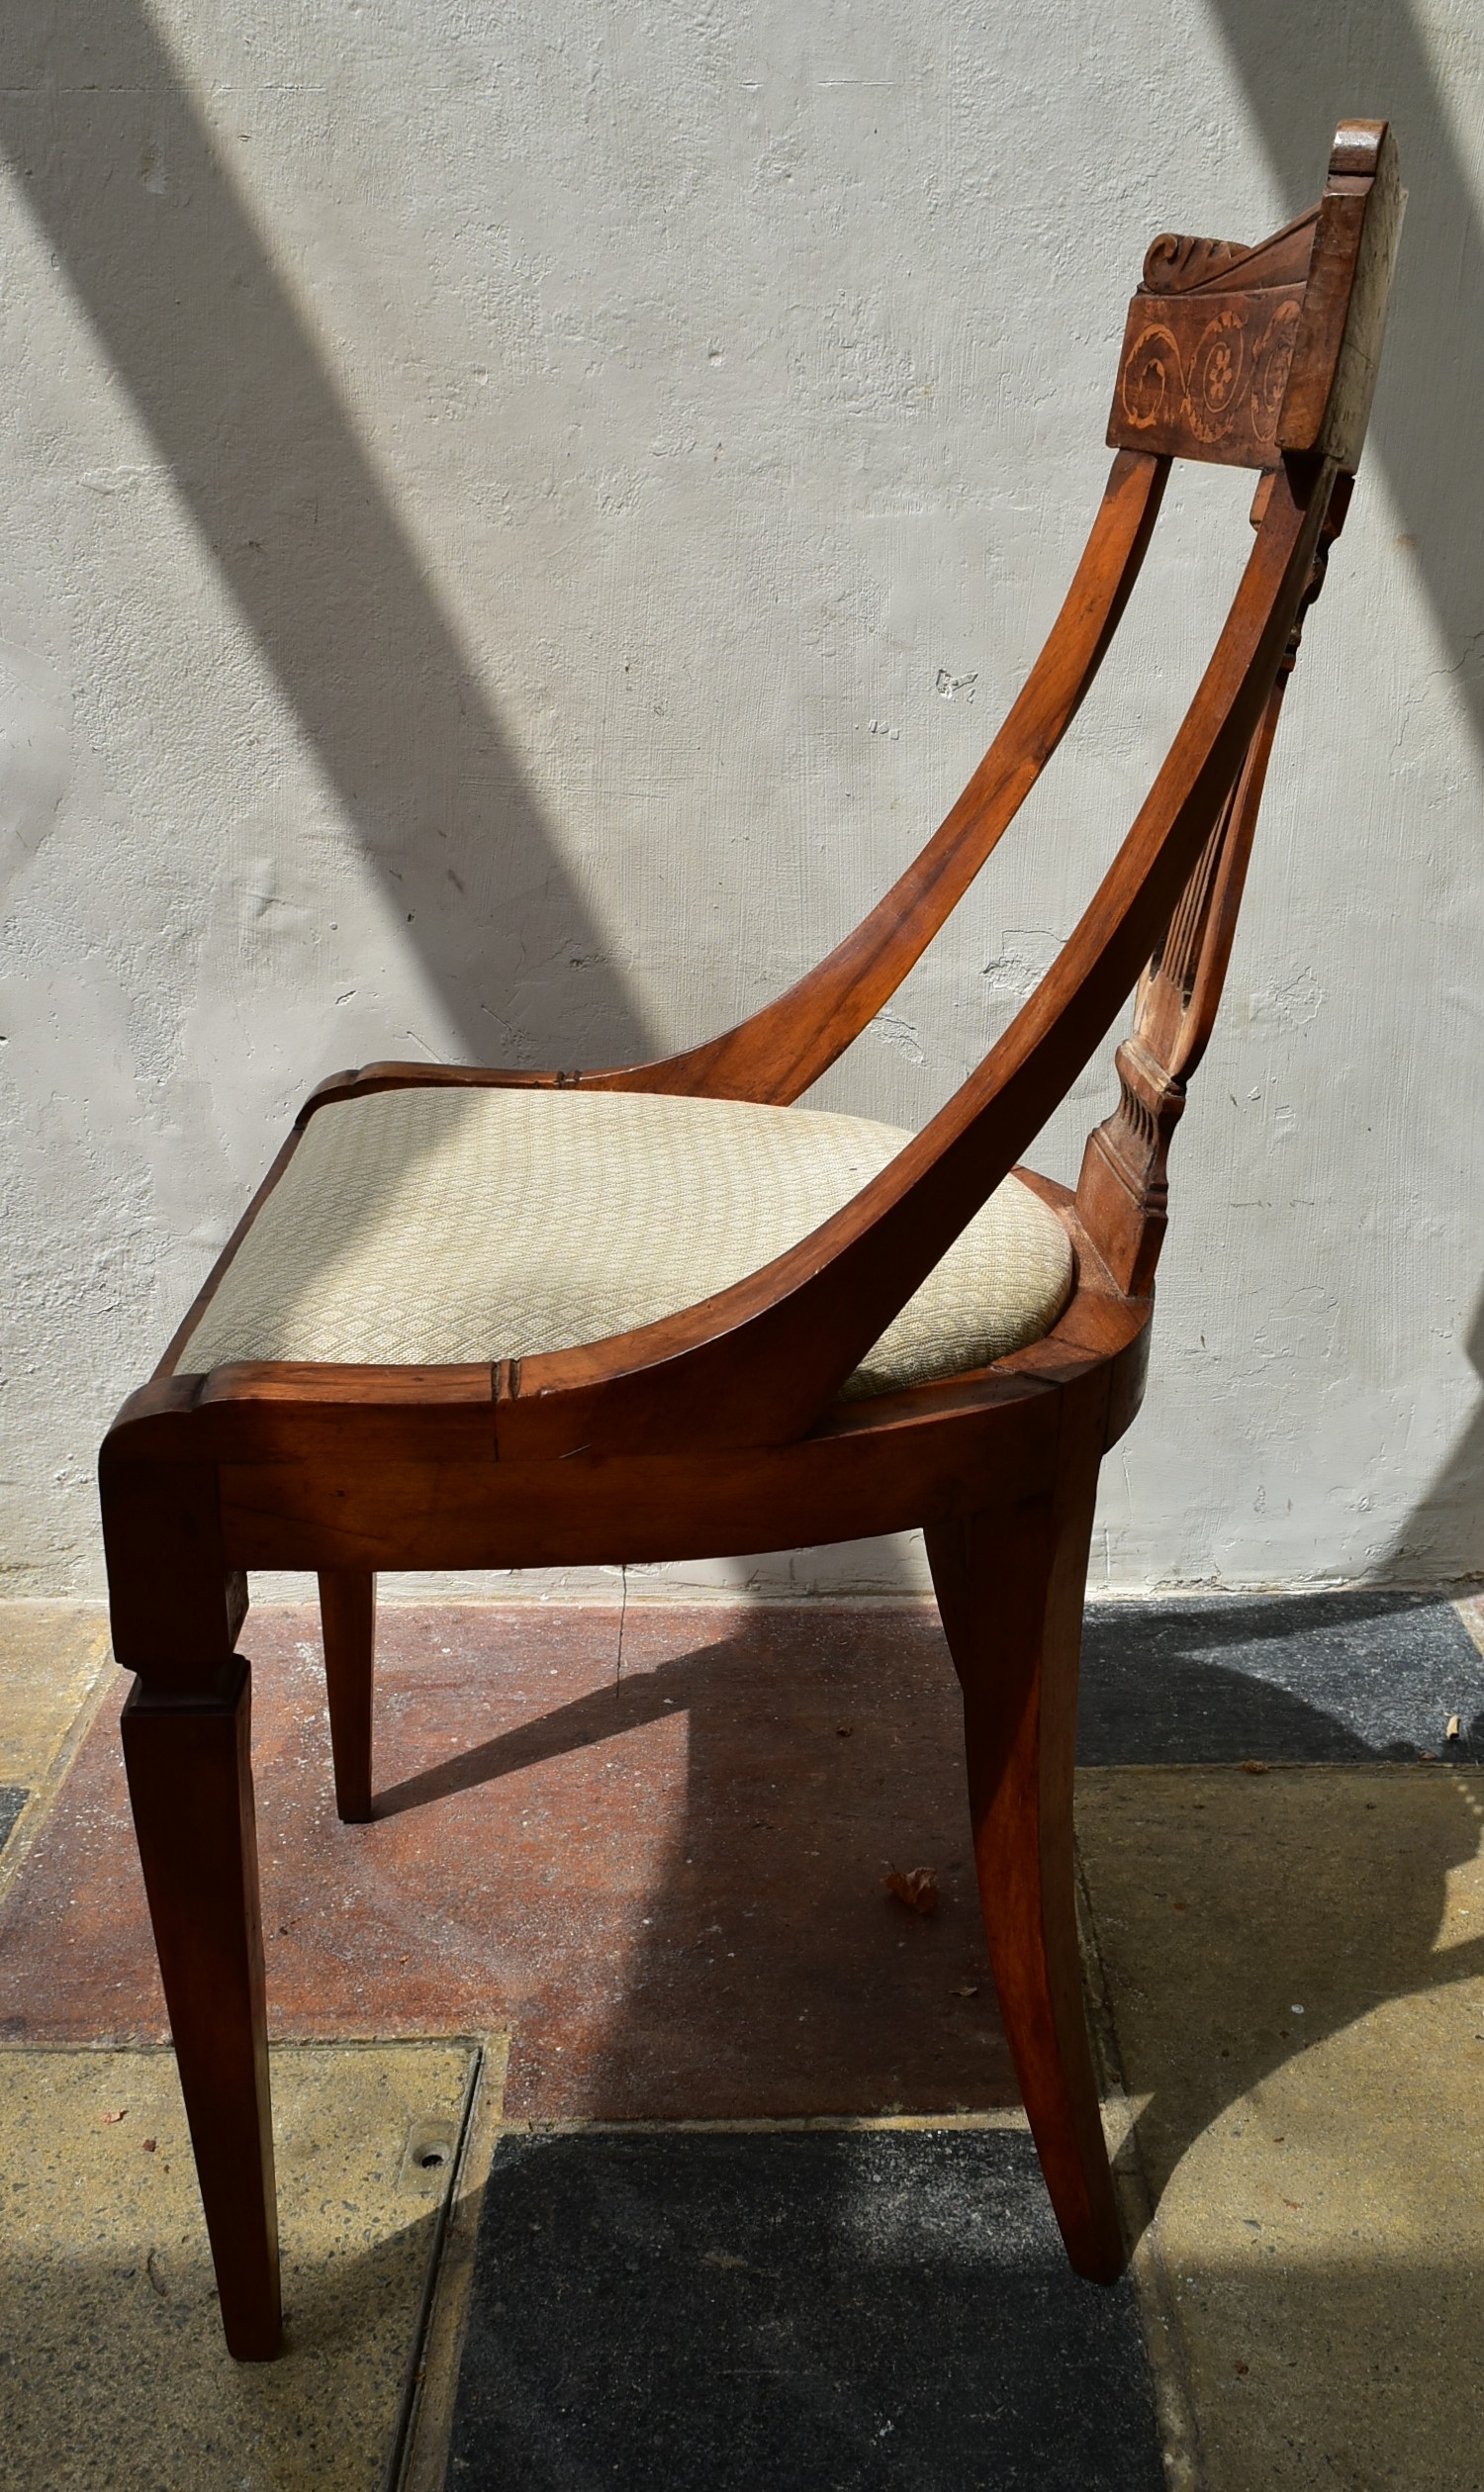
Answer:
xmin=1108 ymin=122 xmax=1402 ymax=469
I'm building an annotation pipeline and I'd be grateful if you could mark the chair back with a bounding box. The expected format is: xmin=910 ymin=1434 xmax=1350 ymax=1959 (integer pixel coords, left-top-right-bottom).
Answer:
xmin=290 ymin=124 xmax=1407 ymax=1459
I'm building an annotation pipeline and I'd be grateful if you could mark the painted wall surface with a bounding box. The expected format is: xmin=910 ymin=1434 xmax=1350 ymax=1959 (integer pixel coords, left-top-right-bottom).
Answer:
xmin=2 ymin=2 xmax=1480 ymax=1599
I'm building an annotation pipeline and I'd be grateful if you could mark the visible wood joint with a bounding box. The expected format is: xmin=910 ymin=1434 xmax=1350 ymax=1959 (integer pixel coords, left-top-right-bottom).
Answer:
xmin=227 ymin=1570 xmax=249 ymax=1647
xmin=1276 ymin=471 xmax=1352 ymax=678
xmin=122 ymin=1650 xmax=250 ymax=1719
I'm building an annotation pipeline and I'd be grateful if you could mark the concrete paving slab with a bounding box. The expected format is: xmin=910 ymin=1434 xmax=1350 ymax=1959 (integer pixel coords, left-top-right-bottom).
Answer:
xmin=1078 ymin=1763 xmax=1484 ymax=2491
xmin=0 ymin=2038 xmax=485 ymax=2492
xmin=1079 ymin=1592 xmax=1482 ymax=1764
xmin=447 ymin=2125 xmax=1165 ymax=2492
xmin=0 ymin=1604 xmax=112 ymax=1888
xmin=0 ymin=1605 xmax=111 ymax=1783
xmin=0 ymin=1605 xmax=1016 ymax=2118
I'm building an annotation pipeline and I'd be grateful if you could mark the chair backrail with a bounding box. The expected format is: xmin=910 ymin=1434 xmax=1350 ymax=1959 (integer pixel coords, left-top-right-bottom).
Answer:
xmin=297 ymin=446 xmax=1169 ymax=1120
xmin=172 ymin=456 xmax=1333 ymax=1464
xmin=589 ymin=447 xmax=1170 ymax=1105
xmin=459 ymin=455 xmax=1337 ymax=1458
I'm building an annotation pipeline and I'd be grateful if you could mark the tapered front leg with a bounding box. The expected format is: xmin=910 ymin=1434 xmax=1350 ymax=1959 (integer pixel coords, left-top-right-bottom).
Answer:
xmin=319 ymin=1571 xmax=376 ymax=1822
xmin=925 ymin=1393 xmax=1121 ymax=2282
xmin=102 ymin=1431 xmax=280 ymax=2359
xmin=122 ymin=1658 xmax=282 ymax=2356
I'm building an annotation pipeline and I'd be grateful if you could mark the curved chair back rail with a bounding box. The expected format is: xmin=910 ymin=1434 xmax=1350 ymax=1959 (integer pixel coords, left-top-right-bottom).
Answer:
xmin=131 ymin=444 xmax=1332 ymax=1462
xmin=97 ymin=121 xmax=1402 ymax=2360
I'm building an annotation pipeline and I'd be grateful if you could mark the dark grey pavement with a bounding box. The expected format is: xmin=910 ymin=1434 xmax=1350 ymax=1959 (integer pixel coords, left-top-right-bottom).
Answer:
xmin=1078 ymin=1590 xmax=1481 ymax=1764
xmin=448 ymin=2127 xmax=1165 ymax=2492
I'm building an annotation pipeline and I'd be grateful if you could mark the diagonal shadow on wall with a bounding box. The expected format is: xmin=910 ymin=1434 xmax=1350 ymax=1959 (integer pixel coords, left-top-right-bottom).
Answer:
xmin=8 ymin=6 xmax=1476 ymax=1582
xmin=1206 ymin=1 xmax=1484 ymax=1582
xmin=0 ymin=1 xmax=651 ymax=1069
xmin=1385 ymin=1283 xmax=1484 ymax=1582
xmin=1207 ymin=0 xmax=1484 ymax=757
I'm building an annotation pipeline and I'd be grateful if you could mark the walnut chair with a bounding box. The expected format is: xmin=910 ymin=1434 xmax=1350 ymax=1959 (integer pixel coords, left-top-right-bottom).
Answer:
xmin=99 ymin=122 xmax=1401 ymax=2357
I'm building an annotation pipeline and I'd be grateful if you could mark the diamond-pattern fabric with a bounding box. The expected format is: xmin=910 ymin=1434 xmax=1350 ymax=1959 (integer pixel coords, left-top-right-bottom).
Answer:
xmin=176 ymin=1086 xmax=1073 ymax=1400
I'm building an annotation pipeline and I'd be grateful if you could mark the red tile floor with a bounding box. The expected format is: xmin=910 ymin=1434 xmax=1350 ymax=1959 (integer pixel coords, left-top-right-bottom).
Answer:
xmin=0 ymin=1603 xmax=1016 ymax=2120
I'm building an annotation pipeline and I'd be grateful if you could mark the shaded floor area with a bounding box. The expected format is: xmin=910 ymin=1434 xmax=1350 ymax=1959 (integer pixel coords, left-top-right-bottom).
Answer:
xmin=0 ymin=1591 xmax=1481 ymax=2487
xmin=0 ymin=1604 xmax=1015 ymax=2117
xmin=1078 ymin=1589 xmax=1482 ymax=1765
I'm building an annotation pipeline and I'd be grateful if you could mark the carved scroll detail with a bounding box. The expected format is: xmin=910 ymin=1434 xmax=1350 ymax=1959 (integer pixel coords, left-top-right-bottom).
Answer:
xmin=1143 ymin=232 xmax=1249 ymax=292
xmin=1142 ymin=211 xmax=1320 ymax=300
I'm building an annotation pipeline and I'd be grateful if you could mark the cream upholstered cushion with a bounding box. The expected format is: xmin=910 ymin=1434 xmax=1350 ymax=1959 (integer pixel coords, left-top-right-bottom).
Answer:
xmin=177 ymin=1087 xmax=1072 ymax=1401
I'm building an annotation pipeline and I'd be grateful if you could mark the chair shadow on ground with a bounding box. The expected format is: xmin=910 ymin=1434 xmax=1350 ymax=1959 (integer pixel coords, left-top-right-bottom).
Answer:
xmin=1103 ymin=1775 xmax=1484 ymax=2221
xmin=377 ymin=1608 xmax=1011 ymax=2120
xmin=369 ymin=1594 xmax=1484 ymax=2226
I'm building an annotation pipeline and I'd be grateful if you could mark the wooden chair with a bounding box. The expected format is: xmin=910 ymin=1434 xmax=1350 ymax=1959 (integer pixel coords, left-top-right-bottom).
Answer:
xmin=99 ymin=122 xmax=1402 ymax=2358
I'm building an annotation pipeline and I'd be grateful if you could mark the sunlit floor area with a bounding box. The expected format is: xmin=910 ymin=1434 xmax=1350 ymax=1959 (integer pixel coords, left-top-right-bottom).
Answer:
xmin=1 ymin=1595 xmax=1480 ymax=2489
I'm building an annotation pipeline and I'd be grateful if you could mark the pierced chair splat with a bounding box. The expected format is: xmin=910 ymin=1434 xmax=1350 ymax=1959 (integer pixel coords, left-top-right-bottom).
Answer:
xmin=99 ymin=120 xmax=1401 ymax=2358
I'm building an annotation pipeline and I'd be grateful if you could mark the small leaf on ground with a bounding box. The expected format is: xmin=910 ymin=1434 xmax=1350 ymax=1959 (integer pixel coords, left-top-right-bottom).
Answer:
xmin=884 ymin=1867 xmax=939 ymax=1915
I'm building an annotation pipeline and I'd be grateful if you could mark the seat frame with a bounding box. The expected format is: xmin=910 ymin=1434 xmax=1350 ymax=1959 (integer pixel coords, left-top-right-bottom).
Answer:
xmin=98 ymin=122 xmax=1401 ymax=2358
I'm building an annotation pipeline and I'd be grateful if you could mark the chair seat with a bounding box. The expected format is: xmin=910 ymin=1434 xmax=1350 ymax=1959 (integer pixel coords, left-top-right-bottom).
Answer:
xmin=176 ymin=1086 xmax=1073 ymax=1400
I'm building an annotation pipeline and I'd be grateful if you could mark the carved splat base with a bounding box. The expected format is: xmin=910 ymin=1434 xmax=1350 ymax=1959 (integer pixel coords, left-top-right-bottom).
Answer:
xmin=1077 ymin=1039 xmax=1188 ymax=1297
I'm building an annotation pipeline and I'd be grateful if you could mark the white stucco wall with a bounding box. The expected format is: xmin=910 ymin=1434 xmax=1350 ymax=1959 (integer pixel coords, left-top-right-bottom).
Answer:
xmin=2 ymin=1 xmax=1480 ymax=1599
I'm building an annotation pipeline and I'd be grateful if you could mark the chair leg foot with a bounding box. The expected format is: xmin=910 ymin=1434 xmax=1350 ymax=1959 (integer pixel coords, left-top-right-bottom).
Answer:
xmin=320 ymin=1571 xmax=376 ymax=1822
xmin=121 ymin=1658 xmax=282 ymax=2358
xmin=926 ymin=1431 xmax=1123 ymax=2282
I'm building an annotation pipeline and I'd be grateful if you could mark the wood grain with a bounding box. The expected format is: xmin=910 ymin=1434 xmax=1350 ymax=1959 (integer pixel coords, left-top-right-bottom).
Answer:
xmin=926 ymin=1375 xmax=1122 ymax=2280
xmin=319 ymin=1571 xmax=376 ymax=1824
xmin=99 ymin=119 xmax=1400 ymax=2356
xmin=1108 ymin=119 xmax=1399 ymax=474
xmin=121 ymin=1661 xmax=280 ymax=2358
